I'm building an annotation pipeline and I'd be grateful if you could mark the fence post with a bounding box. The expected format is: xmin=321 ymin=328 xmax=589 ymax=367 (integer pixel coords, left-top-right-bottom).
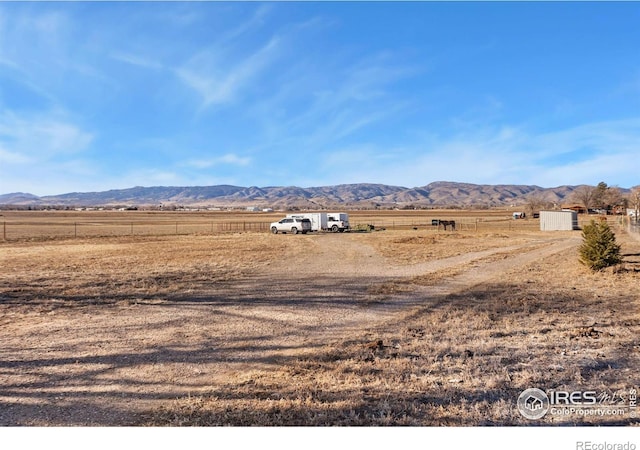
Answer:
xmin=3 ymin=221 xmax=5 ymax=240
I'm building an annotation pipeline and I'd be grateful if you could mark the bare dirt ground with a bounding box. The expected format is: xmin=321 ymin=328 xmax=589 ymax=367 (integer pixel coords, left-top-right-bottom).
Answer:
xmin=1 ymin=218 xmax=638 ymax=426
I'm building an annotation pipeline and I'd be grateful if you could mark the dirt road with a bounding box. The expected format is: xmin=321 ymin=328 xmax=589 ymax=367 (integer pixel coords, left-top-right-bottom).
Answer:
xmin=0 ymin=231 xmax=581 ymax=425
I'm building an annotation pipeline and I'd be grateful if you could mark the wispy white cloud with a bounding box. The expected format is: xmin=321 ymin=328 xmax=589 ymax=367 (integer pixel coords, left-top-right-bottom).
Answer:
xmin=0 ymin=111 xmax=99 ymax=195
xmin=184 ymin=153 xmax=252 ymax=169
xmin=0 ymin=60 xmax=59 ymax=105
xmin=0 ymin=160 xmax=94 ymax=196
xmin=423 ymin=119 xmax=640 ymax=187
xmin=175 ymin=35 xmax=281 ymax=110
xmin=108 ymin=4 xmax=273 ymax=78
xmin=0 ymin=8 xmax=69 ymax=67
xmin=0 ymin=124 xmax=98 ymax=195
xmin=252 ymin=51 xmax=421 ymax=153
xmin=0 ymin=110 xmax=94 ymax=162
xmin=535 ymin=153 xmax=639 ymax=187
xmin=0 ymin=6 xmax=117 ymax=104
xmin=221 ymin=3 xmax=271 ymax=44
xmin=110 ymin=51 xmax=164 ymax=70
xmin=127 ymin=5 xmax=279 ymax=112
xmin=528 ymin=119 xmax=640 ymax=186
xmin=449 ymin=95 xmax=505 ymax=129
xmin=0 ymin=147 xmax=31 ymax=164
xmin=314 ymin=117 xmax=640 ymax=188
xmin=0 ymin=56 xmax=19 ymax=70
xmin=535 ymin=118 xmax=640 ymax=156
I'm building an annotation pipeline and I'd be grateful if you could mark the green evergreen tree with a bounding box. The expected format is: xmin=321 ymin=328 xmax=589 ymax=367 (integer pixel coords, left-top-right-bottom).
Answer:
xmin=578 ymin=220 xmax=622 ymax=271
xmin=593 ymin=181 xmax=609 ymax=209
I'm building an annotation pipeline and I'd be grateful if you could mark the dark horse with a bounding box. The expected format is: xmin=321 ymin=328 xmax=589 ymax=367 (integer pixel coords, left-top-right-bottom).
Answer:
xmin=438 ymin=220 xmax=456 ymax=231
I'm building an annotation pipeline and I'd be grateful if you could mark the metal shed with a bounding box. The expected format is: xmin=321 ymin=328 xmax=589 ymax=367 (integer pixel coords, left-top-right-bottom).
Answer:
xmin=539 ymin=210 xmax=579 ymax=231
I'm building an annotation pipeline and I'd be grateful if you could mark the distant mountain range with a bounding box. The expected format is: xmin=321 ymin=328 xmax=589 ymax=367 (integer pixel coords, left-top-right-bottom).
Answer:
xmin=0 ymin=182 xmax=633 ymax=209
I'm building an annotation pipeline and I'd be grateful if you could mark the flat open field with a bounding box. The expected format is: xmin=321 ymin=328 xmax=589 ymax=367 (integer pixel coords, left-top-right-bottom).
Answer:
xmin=0 ymin=208 xmax=545 ymax=240
xmin=0 ymin=210 xmax=638 ymax=426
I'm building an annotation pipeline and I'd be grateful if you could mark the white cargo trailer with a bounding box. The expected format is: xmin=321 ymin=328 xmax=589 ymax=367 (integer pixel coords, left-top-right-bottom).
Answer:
xmin=286 ymin=213 xmax=328 ymax=232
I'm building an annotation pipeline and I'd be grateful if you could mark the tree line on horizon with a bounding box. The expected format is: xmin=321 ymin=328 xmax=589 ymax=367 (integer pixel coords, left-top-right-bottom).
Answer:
xmin=525 ymin=181 xmax=640 ymax=223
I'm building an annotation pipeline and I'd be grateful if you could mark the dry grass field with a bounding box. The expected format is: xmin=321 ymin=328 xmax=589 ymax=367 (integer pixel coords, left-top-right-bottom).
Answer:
xmin=0 ymin=208 xmax=542 ymax=240
xmin=0 ymin=210 xmax=638 ymax=426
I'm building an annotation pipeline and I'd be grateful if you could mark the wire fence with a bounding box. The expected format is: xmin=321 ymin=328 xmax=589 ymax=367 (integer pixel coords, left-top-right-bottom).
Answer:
xmin=1 ymin=220 xmax=272 ymax=241
xmin=1 ymin=217 xmax=547 ymax=241
xmin=355 ymin=217 xmax=543 ymax=232
xmin=3 ymin=210 xmax=633 ymax=242
xmin=624 ymin=216 xmax=640 ymax=235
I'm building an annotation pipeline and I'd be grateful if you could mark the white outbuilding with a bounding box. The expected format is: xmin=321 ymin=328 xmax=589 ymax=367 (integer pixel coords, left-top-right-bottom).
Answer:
xmin=539 ymin=210 xmax=579 ymax=231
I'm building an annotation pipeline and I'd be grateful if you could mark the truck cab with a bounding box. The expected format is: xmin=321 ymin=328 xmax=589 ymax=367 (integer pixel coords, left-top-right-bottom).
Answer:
xmin=327 ymin=213 xmax=349 ymax=232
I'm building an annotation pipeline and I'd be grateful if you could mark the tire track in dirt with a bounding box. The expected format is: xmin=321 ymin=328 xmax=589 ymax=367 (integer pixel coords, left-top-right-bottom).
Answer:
xmin=309 ymin=235 xmax=582 ymax=336
xmin=184 ymin=234 xmax=581 ymax=380
xmin=0 ymin=232 xmax=582 ymax=426
xmin=296 ymin=232 xmax=576 ymax=278
xmin=402 ymin=235 xmax=581 ymax=303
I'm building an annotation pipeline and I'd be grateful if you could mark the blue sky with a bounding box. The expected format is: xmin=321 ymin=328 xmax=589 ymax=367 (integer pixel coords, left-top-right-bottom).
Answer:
xmin=1 ymin=2 xmax=639 ymax=196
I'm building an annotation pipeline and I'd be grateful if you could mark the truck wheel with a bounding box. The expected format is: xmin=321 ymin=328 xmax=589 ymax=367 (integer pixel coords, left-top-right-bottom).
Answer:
xmin=271 ymin=227 xmax=278 ymax=234
xmin=331 ymin=225 xmax=339 ymax=232
xmin=291 ymin=227 xmax=298 ymax=234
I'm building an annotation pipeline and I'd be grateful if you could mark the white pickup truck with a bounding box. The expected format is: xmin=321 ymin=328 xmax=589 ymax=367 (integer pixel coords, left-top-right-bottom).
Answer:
xmin=270 ymin=217 xmax=312 ymax=234
xmin=327 ymin=213 xmax=350 ymax=232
